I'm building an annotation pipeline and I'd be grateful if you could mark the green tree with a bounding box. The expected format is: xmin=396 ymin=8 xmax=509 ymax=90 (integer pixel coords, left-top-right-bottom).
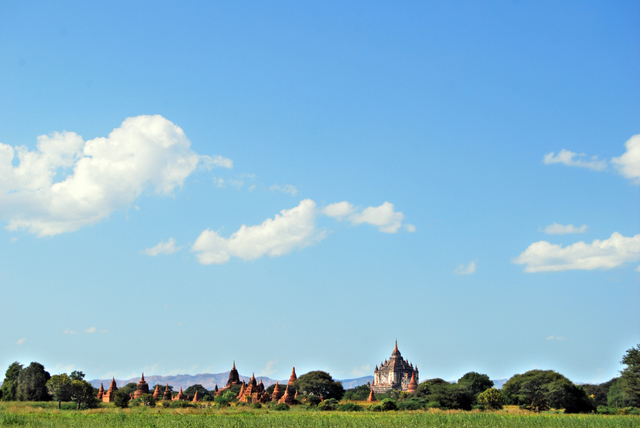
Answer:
xmin=343 ymin=384 xmax=371 ymax=401
xmin=69 ymin=379 xmax=99 ymax=409
xmin=46 ymin=374 xmax=72 ymax=409
xmin=502 ymin=370 xmax=594 ymax=413
xmin=607 ymin=377 xmax=636 ymax=408
xmin=118 ymin=382 xmax=137 ymax=397
xmin=478 ymin=387 xmax=504 ymax=410
xmin=294 ymin=371 xmax=344 ymax=400
xmin=458 ymin=372 xmax=494 ymax=399
xmin=114 ymin=389 xmax=130 ymax=408
xmin=414 ymin=379 xmax=473 ymax=410
xmin=619 ymin=344 xmax=640 ymax=406
xmin=139 ymin=393 xmax=156 ymax=407
xmin=184 ymin=384 xmax=208 ymax=398
xmin=1 ymin=362 xmax=23 ymax=401
xmin=16 ymin=362 xmax=51 ymax=401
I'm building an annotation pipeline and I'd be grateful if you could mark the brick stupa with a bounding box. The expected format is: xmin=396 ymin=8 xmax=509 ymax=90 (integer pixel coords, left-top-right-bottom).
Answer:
xmin=134 ymin=373 xmax=150 ymax=399
xmin=102 ymin=378 xmax=118 ymax=402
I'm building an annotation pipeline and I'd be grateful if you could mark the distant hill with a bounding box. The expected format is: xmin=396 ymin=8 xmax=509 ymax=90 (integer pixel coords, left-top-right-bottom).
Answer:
xmin=89 ymin=372 xmax=374 ymax=391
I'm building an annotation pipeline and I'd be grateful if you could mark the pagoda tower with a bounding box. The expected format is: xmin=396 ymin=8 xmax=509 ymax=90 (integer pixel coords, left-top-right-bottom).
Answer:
xmin=163 ymin=384 xmax=172 ymax=401
xmin=96 ymin=383 xmax=104 ymax=400
xmin=226 ymin=361 xmax=241 ymax=386
xmin=152 ymin=385 xmax=160 ymax=399
xmin=271 ymin=382 xmax=282 ymax=401
xmin=134 ymin=373 xmax=150 ymax=399
xmin=278 ymin=385 xmax=295 ymax=405
xmin=288 ymin=367 xmax=297 ymax=385
xmin=407 ymin=372 xmax=418 ymax=393
xmin=102 ymin=378 xmax=118 ymax=403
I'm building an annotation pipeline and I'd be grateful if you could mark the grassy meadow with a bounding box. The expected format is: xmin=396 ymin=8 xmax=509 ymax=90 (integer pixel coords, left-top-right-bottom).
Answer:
xmin=1 ymin=402 xmax=639 ymax=427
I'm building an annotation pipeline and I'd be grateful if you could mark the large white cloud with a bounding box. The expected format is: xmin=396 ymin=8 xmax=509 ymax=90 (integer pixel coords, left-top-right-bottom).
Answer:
xmin=611 ymin=134 xmax=640 ymax=184
xmin=0 ymin=115 xmax=228 ymax=236
xmin=324 ymin=201 xmax=405 ymax=233
xmin=513 ymin=232 xmax=640 ymax=273
xmin=191 ymin=199 xmax=323 ymax=264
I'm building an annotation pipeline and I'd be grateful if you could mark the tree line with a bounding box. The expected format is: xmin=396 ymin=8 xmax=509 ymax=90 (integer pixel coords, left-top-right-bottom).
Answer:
xmin=1 ymin=344 xmax=638 ymax=413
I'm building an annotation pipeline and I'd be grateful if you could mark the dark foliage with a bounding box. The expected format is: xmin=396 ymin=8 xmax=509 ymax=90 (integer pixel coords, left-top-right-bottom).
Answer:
xmin=16 ymin=362 xmax=51 ymax=402
xmin=294 ymin=371 xmax=344 ymax=400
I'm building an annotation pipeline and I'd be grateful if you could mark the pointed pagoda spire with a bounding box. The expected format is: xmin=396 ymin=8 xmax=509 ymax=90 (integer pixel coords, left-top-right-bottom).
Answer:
xmin=407 ymin=371 xmax=418 ymax=393
xmin=394 ymin=340 xmax=398 ymax=353
xmin=141 ymin=373 xmax=145 ymax=381
xmin=153 ymin=384 xmax=160 ymax=399
xmin=272 ymin=381 xmax=282 ymax=401
xmin=367 ymin=387 xmax=377 ymax=402
xmin=288 ymin=367 xmax=297 ymax=385
xmin=232 ymin=361 xmax=236 ymax=369
xmin=214 ymin=384 xmax=218 ymax=392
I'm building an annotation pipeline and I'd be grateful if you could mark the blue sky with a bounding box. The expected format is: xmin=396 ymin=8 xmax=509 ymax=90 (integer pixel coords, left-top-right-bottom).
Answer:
xmin=1 ymin=1 xmax=638 ymax=385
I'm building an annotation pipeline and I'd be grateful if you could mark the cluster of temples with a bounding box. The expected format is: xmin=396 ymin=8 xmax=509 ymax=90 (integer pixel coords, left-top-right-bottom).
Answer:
xmin=96 ymin=342 xmax=415 ymax=404
xmin=96 ymin=363 xmax=301 ymax=404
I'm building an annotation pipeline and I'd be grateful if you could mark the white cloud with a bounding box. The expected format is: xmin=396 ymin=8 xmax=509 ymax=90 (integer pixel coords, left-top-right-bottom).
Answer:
xmin=454 ymin=260 xmax=477 ymax=275
xmin=16 ymin=338 xmax=26 ymax=345
xmin=404 ymin=224 xmax=416 ymax=233
xmin=351 ymin=364 xmax=371 ymax=377
xmin=270 ymin=184 xmax=299 ymax=195
xmin=546 ymin=335 xmax=566 ymax=341
xmin=0 ymin=115 xmax=226 ymax=236
xmin=611 ymin=134 xmax=640 ymax=184
xmin=10 ymin=237 xmax=18 ymax=243
xmin=322 ymin=201 xmax=355 ymax=219
xmin=200 ymin=154 xmax=233 ymax=170
xmin=541 ymin=223 xmax=588 ymax=235
xmin=191 ymin=199 xmax=323 ymax=264
xmin=142 ymin=238 xmax=181 ymax=256
xmin=260 ymin=360 xmax=278 ymax=376
xmin=543 ymin=149 xmax=607 ymax=171
xmin=63 ymin=329 xmax=78 ymax=335
xmin=513 ymin=232 xmax=640 ymax=272
xmin=84 ymin=327 xmax=96 ymax=334
xmin=323 ymin=201 xmax=407 ymax=232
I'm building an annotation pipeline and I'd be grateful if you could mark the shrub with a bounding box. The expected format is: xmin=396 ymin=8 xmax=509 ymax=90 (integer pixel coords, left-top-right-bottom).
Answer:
xmin=251 ymin=402 xmax=262 ymax=409
xmin=318 ymin=398 xmax=339 ymax=411
xmin=380 ymin=398 xmax=397 ymax=411
xmin=139 ymin=393 xmax=156 ymax=408
xmin=472 ymin=404 xmax=486 ymax=411
xmin=425 ymin=401 xmax=441 ymax=409
xmin=170 ymin=400 xmax=194 ymax=408
xmin=368 ymin=404 xmax=382 ymax=412
xmin=305 ymin=395 xmax=322 ymax=406
xmin=272 ymin=403 xmax=290 ymax=411
xmin=397 ymin=399 xmax=424 ymax=411
xmin=478 ymin=388 xmax=504 ymax=410
xmin=161 ymin=401 xmax=170 ymax=408
xmin=235 ymin=401 xmax=247 ymax=407
xmin=337 ymin=402 xmax=363 ymax=411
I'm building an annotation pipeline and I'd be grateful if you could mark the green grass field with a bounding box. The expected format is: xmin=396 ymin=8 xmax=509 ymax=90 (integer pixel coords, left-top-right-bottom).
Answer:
xmin=1 ymin=402 xmax=638 ymax=427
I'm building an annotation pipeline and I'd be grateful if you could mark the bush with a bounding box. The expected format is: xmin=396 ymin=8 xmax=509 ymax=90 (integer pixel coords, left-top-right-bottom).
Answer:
xmin=251 ymin=402 xmax=262 ymax=409
xmin=380 ymin=398 xmax=397 ymax=411
xmin=337 ymin=402 xmax=363 ymax=411
xmin=272 ymin=403 xmax=290 ymax=411
xmin=425 ymin=401 xmax=441 ymax=409
xmin=318 ymin=398 xmax=339 ymax=411
xmin=161 ymin=401 xmax=170 ymax=408
xmin=368 ymin=404 xmax=382 ymax=412
xmin=235 ymin=401 xmax=247 ymax=407
xmin=397 ymin=398 xmax=425 ymax=411
xmin=139 ymin=393 xmax=156 ymax=408
xmin=472 ymin=404 xmax=486 ymax=411
xmin=305 ymin=395 xmax=322 ymax=406
xmin=170 ymin=400 xmax=194 ymax=408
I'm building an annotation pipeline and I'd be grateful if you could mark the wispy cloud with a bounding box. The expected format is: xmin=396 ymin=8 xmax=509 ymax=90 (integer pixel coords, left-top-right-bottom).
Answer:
xmin=454 ymin=260 xmax=477 ymax=275
xmin=270 ymin=184 xmax=299 ymax=195
xmin=259 ymin=360 xmax=278 ymax=376
xmin=541 ymin=223 xmax=588 ymax=235
xmin=142 ymin=238 xmax=181 ymax=256
xmin=324 ymin=201 xmax=407 ymax=233
xmin=546 ymin=335 xmax=566 ymax=341
xmin=17 ymin=338 xmax=26 ymax=345
xmin=351 ymin=364 xmax=371 ymax=377
xmin=200 ymin=154 xmax=233 ymax=170
xmin=543 ymin=134 xmax=640 ymax=184
xmin=84 ymin=327 xmax=97 ymax=334
xmin=63 ymin=329 xmax=78 ymax=335
xmin=514 ymin=232 xmax=640 ymax=272
xmin=543 ymin=149 xmax=607 ymax=171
